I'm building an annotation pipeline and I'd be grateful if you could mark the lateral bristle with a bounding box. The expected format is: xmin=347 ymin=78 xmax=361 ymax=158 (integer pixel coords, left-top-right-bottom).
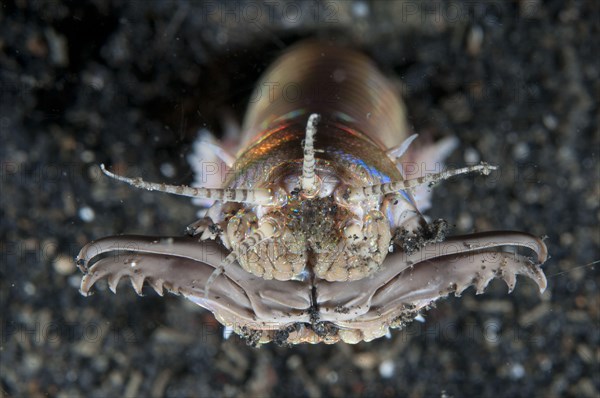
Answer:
xmin=386 ymin=133 xmax=419 ymax=160
xmin=201 ymin=228 xmax=216 ymax=240
xmin=531 ymin=265 xmax=548 ymax=294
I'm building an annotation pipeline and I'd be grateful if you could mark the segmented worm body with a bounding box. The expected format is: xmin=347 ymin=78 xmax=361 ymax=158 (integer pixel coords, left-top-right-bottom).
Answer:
xmin=77 ymin=42 xmax=548 ymax=345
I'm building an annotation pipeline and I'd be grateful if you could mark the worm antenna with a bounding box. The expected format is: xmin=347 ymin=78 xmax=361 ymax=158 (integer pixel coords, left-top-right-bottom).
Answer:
xmin=347 ymin=162 xmax=497 ymax=201
xmin=100 ymin=164 xmax=274 ymax=205
xmin=300 ymin=113 xmax=320 ymax=196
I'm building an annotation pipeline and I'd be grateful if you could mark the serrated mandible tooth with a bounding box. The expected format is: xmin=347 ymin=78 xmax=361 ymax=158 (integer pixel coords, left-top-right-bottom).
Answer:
xmin=533 ymin=266 xmax=548 ymax=293
xmin=475 ymin=275 xmax=493 ymax=295
xmin=502 ymin=270 xmax=517 ymax=293
xmin=455 ymin=282 xmax=469 ymax=297
xmin=79 ymin=275 xmax=94 ymax=296
xmin=147 ymin=279 xmax=164 ymax=296
xmin=475 ymin=285 xmax=485 ymax=295
xmin=130 ymin=275 xmax=145 ymax=295
xmin=107 ymin=273 xmax=123 ymax=293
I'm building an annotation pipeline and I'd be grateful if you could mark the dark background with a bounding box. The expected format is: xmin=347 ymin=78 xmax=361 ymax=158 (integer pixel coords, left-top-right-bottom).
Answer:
xmin=1 ymin=1 xmax=598 ymax=397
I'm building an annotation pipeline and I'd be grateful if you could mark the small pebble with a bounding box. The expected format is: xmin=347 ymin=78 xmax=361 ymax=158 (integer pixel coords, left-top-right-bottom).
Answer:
xmin=379 ymin=359 xmax=395 ymax=378
xmin=44 ymin=27 xmax=69 ymax=67
xmin=68 ymin=275 xmax=82 ymax=288
xmin=26 ymin=35 xmax=48 ymax=57
xmin=457 ymin=212 xmax=474 ymax=231
xmin=354 ymin=352 xmax=377 ymax=369
xmin=520 ymin=0 xmax=541 ymax=18
xmin=333 ymin=68 xmax=347 ymax=83
xmin=326 ymin=370 xmax=338 ymax=384
xmin=483 ymin=319 xmax=501 ymax=346
xmin=53 ymin=254 xmax=75 ymax=275
xmin=352 ymin=1 xmax=369 ymax=18
xmin=80 ymin=150 xmax=95 ymax=163
xmin=78 ymin=206 xmax=95 ymax=222
xmin=543 ymin=114 xmax=558 ymax=130
xmin=509 ymin=363 xmax=525 ymax=380
xmin=513 ymin=142 xmax=530 ymax=160
xmin=160 ymin=162 xmax=176 ymax=178
xmin=464 ymin=147 xmax=480 ymax=164
xmin=287 ymin=355 xmax=301 ymax=369
xmin=23 ymin=282 xmax=36 ymax=296
xmin=24 ymin=353 xmax=42 ymax=372
xmin=467 ymin=25 xmax=484 ymax=56
xmin=83 ymin=72 xmax=105 ymax=91
xmin=539 ymin=357 xmax=553 ymax=372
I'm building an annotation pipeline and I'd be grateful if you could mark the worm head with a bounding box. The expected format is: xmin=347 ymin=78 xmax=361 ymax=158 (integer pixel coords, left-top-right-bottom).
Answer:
xmin=220 ymin=114 xmax=425 ymax=283
xmin=77 ymin=42 xmax=549 ymax=345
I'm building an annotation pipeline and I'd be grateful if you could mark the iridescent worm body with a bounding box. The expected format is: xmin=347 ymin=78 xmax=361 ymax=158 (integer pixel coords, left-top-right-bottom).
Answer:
xmin=77 ymin=42 xmax=548 ymax=345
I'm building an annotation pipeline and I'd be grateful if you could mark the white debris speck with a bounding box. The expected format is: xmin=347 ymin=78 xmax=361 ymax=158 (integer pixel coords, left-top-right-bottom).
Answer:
xmin=414 ymin=314 xmax=426 ymax=323
xmin=130 ymin=262 xmax=137 ymax=267
xmin=78 ymin=206 xmax=95 ymax=222
xmin=379 ymin=359 xmax=395 ymax=378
